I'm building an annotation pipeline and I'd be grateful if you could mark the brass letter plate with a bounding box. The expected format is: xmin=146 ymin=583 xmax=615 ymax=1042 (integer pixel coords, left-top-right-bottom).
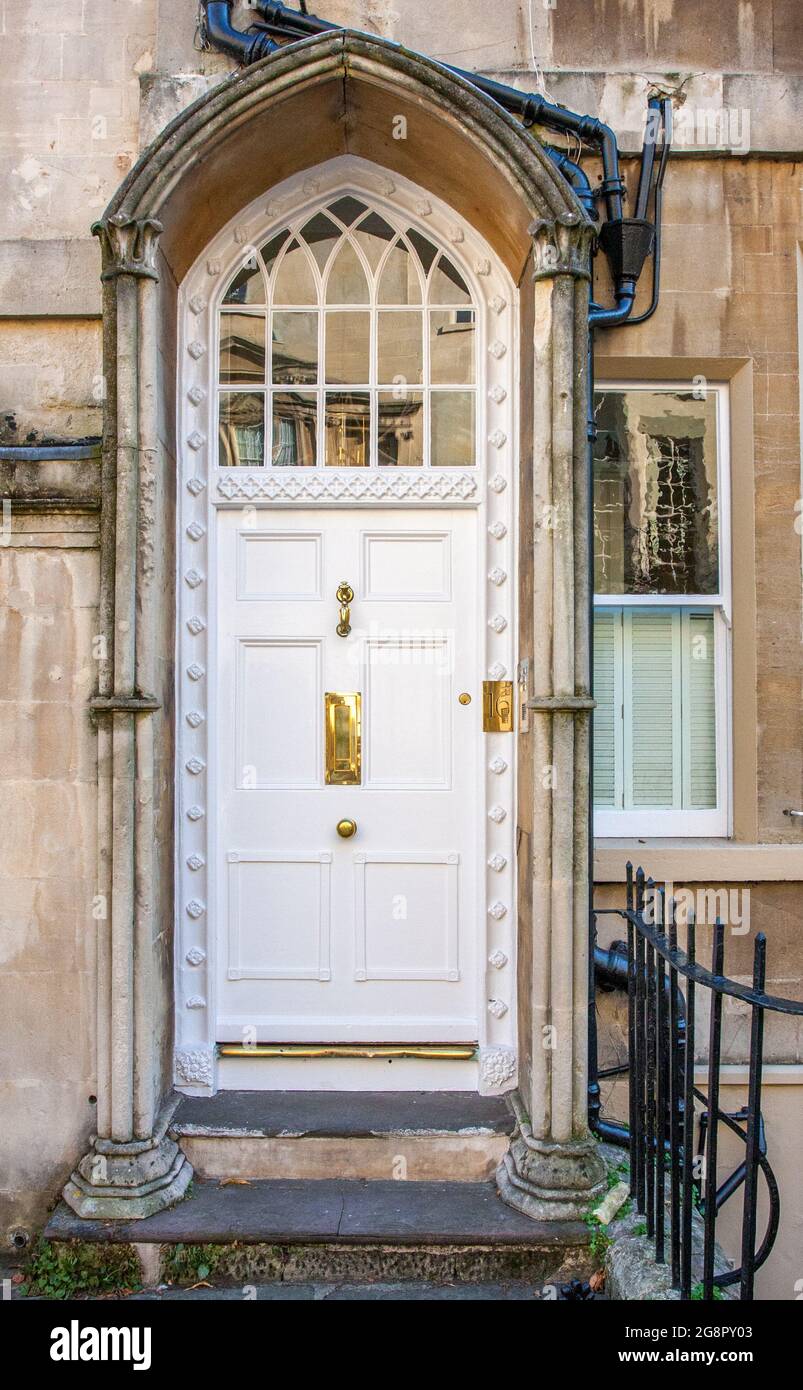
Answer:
xmin=483 ymin=679 xmax=514 ymax=733
xmin=325 ymin=692 xmax=361 ymax=784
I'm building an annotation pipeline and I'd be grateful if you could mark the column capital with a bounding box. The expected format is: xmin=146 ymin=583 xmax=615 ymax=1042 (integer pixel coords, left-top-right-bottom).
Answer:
xmin=92 ymin=212 xmax=163 ymax=282
xmin=529 ymin=212 xmax=595 ymax=282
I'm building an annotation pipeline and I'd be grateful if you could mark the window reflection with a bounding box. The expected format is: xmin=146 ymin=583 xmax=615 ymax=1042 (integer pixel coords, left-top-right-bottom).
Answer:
xmin=325 ymin=311 xmax=370 ymax=384
xmin=260 ymin=228 xmax=290 ymax=276
xmin=219 ymin=313 xmax=265 ymax=384
xmin=378 ymin=239 xmax=422 ymax=304
xmin=378 ymin=311 xmax=423 ymax=385
xmin=326 ymin=241 xmax=369 ymax=303
xmin=593 ymin=390 xmax=719 ymax=595
xmin=430 ymin=310 xmax=475 ymax=384
xmin=378 ymin=391 xmax=424 ymax=467
xmin=354 ymin=212 xmax=395 ymax=272
xmin=431 ymin=391 xmax=475 ymax=466
xmin=325 ymin=393 xmax=370 ymax=467
xmin=222 ymin=263 xmax=264 ymax=306
xmin=273 ymin=239 xmax=316 ymax=304
xmin=406 ymin=228 xmax=438 ymax=276
xmin=272 ymin=311 xmax=317 ymax=385
xmin=328 ymin=197 xmax=368 ymax=226
xmin=429 ymin=255 xmax=471 ymax=304
xmin=218 ymin=392 xmax=265 ymax=467
xmin=272 ymin=392 xmax=317 ymax=467
xmin=301 ymin=213 xmax=340 ymax=272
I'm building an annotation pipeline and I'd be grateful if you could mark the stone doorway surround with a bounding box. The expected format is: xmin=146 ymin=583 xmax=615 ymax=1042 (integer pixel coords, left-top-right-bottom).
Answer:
xmin=63 ymin=30 xmax=605 ymax=1222
xmin=177 ymin=154 xmax=519 ymax=1094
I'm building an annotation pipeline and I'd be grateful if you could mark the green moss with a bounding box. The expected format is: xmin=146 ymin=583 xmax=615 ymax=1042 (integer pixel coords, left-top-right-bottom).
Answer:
xmin=21 ymin=1238 xmax=141 ymax=1300
xmin=161 ymin=1242 xmax=225 ymax=1284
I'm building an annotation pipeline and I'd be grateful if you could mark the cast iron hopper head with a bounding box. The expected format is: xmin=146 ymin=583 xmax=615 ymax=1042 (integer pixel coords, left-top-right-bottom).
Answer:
xmin=598 ymin=218 xmax=655 ymax=284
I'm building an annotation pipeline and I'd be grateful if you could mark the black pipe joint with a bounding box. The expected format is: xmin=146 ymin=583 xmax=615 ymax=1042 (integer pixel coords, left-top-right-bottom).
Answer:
xmin=594 ymin=940 xmax=630 ymax=991
xmin=245 ymin=29 xmax=282 ymax=63
xmin=598 ymin=217 xmax=655 ymax=284
xmin=204 ymin=2 xmax=279 ymax=64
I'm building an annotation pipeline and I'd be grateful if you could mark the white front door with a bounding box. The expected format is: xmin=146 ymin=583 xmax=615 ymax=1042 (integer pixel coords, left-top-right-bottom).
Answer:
xmin=214 ymin=506 xmax=480 ymax=1042
xmin=176 ymin=159 xmax=519 ymax=1094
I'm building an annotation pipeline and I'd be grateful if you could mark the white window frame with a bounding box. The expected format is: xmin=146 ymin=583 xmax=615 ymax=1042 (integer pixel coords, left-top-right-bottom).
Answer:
xmin=214 ymin=204 xmax=479 ymax=473
xmin=593 ymin=380 xmax=732 ymax=838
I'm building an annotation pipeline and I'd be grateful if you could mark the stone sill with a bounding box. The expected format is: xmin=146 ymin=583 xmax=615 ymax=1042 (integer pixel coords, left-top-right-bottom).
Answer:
xmin=0 ymin=451 xmax=101 ymax=513
xmin=594 ymin=840 xmax=803 ymax=883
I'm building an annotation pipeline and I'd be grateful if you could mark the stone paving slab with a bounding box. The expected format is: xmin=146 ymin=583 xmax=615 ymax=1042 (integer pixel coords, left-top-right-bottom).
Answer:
xmin=170 ymin=1090 xmax=513 ymax=1138
xmin=126 ymin=1280 xmax=553 ymax=1301
xmin=45 ymin=1178 xmax=587 ymax=1248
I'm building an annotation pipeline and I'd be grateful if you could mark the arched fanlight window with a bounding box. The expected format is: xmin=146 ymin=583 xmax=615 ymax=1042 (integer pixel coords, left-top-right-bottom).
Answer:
xmin=217 ymin=197 xmax=477 ymax=468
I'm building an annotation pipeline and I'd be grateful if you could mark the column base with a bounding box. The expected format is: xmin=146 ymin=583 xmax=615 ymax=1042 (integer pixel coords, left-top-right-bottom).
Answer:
xmin=63 ymin=1133 xmax=193 ymax=1221
xmin=496 ymin=1092 xmax=606 ymax=1222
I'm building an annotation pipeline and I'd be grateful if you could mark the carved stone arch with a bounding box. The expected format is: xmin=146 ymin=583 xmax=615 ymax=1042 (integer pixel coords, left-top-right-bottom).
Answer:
xmin=66 ymin=30 xmax=603 ymax=1221
xmin=107 ymin=31 xmax=585 ymax=279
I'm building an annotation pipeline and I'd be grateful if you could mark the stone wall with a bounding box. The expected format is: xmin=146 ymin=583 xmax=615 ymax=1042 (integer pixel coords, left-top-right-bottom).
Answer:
xmin=0 ymin=465 xmax=100 ymax=1238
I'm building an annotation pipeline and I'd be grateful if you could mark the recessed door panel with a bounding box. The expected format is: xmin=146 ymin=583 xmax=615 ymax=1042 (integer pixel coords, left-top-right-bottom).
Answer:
xmin=364 ymin=637 xmax=451 ymax=788
xmin=237 ymin=530 xmax=322 ymax=600
xmin=362 ymin=530 xmax=451 ymax=600
xmin=227 ymin=852 xmax=331 ymax=980
xmin=236 ymin=638 xmax=321 ymax=787
xmin=354 ymin=852 xmax=459 ymax=981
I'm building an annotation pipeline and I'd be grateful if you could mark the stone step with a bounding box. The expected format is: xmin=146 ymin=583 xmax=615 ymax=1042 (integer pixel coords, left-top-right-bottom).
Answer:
xmin=44 ymin=1177 xmax=594 ymax=1287
xmin=169 ymin=1090 xmax=513 ymax=1183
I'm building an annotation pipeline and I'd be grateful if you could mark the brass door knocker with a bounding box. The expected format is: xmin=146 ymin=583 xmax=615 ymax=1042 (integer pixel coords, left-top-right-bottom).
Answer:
xmin=336 ymin=581 xmax=354 ymax=637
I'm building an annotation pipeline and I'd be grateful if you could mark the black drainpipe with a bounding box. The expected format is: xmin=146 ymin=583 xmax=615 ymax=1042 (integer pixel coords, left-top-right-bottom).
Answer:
xmin=586 ymin=97 xmax=670 ymax=1140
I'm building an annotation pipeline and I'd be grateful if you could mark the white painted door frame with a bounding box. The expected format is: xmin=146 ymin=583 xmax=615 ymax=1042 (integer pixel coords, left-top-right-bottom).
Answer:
xmin=174 ymin=156 xmax=519 ymax=1095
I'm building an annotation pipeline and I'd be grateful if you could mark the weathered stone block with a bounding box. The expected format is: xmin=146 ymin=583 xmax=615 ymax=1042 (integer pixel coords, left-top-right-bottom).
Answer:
xmin=4 ymin=0 xmax=87 ymax=34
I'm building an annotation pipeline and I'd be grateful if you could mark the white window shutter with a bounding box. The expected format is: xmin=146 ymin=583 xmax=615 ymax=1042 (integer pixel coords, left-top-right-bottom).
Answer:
xmin=593 ymin=610 xmax=622 ymax=807
xmin=683 ymin=611 xmax=717 ymax=808
xmin=624 ymin=609 xmax=682 ymax=808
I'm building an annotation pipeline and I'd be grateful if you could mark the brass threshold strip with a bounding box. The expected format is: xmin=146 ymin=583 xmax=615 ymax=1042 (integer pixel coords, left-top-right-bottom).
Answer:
xmin=218 ymin=1044 xmax=477 ymax=1060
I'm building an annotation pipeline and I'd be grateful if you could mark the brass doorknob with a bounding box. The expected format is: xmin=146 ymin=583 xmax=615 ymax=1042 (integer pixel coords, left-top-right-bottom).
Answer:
xmin=336 ymin=818 xmax=357 ymax=839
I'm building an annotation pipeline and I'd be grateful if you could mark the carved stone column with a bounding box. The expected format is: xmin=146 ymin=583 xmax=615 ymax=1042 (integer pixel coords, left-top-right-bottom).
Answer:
xmin=497 ymin=213 xmax=606 ymax=1221
xmin=63 ymin=214 xmax=193 ymax=1219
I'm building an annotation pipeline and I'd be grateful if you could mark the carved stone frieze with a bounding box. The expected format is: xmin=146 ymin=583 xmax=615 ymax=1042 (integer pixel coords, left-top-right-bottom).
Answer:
xmin=216 ymin=470 xmax=479 ymax=504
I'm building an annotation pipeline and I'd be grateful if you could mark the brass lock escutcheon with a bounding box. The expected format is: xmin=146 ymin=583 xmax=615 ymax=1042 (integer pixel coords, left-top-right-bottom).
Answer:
xmin=336 ymin=581 xmax=354 ymax=637
xmin=483 ymin=679 xmax=514 ymax=733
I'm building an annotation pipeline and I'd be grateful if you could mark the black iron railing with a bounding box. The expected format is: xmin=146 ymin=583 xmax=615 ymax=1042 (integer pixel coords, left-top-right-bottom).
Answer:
xmin=594 ymin=864 xmax=803 ymax=1300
